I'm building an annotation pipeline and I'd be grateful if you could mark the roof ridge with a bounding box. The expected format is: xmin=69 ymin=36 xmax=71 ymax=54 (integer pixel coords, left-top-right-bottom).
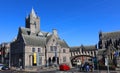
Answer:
xmin=102 ymin=31 xmax=120 ymax=34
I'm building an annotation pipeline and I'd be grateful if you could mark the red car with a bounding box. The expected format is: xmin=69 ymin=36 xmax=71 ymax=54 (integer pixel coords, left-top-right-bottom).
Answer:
xmin=59 ymin=64 xmax=70 ymax=71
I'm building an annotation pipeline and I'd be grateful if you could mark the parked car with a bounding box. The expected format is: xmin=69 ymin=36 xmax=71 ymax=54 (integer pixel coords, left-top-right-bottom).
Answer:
xmin=2 ymin=66 xmax=9 ymax=70
xmin=59 ymin=64 xmax=70 ymax=71
xmin=0 ymin=64 xmax=4 ymax=70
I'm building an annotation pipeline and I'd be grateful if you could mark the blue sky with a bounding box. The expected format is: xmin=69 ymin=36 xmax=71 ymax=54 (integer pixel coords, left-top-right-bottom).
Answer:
xmin=0 ymin=0 xmax=120 ymax=47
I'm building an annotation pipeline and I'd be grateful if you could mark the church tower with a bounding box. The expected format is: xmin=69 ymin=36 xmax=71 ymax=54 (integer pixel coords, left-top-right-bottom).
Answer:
xmin=25 ymin=8 xmax=40 ymax=33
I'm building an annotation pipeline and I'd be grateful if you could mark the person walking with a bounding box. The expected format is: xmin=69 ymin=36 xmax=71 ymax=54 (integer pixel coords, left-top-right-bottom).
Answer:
xmin=86 ymin=64 xmax=90 ymax=72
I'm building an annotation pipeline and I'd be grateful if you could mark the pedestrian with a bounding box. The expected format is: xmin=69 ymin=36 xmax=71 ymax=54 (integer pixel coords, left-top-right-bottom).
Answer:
xmin=81 ymin=63 xmax=84 ymax=71
xmin=90 ymin=64 xmax=93 ymax=72
xmin=86 ymin=64 xmax=90 ymax=72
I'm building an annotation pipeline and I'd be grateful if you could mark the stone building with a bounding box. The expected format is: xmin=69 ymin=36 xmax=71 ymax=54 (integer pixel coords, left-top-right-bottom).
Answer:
xmin=98 ymin=31 xmax=120 ymax=67
xmin=70 ymin=45 xmax=97 ymax=66
xmin=0 ymin=43 xmax=10 ymax=65
xmin=10 ymin=8 xmax=71 ymax=69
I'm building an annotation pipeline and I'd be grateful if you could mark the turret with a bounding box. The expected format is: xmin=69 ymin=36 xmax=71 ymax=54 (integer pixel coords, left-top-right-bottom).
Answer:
xmin=25 ymin=8 xmax=40 ymax=33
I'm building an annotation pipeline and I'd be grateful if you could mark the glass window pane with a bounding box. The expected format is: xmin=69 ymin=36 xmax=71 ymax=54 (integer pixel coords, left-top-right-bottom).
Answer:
xmin=38 ymin=48 xmax=41 ymax=52
xmin=32 ymin=48 xmax=35 ymax=52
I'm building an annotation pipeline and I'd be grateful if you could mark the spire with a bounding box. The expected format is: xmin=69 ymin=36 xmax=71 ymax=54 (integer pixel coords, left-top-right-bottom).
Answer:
xmin=30 ymin=8 xmax=37 ymax=18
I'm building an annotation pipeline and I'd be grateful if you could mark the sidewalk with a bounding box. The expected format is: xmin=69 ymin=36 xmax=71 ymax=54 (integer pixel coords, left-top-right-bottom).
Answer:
xmin=14 ymin=66 xmax=59 ymax=73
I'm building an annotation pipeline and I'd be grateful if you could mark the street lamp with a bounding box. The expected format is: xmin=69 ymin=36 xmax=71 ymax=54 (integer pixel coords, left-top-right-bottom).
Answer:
xmin=55 ymin=46 xmax=57 ymax=66
xmin=45 ymin=46 xmax=48 ymax=67
xmin=9 ymin=47 xmax=11 ymax=68
xmin=55 ymin=43 xmax=58 ymax=67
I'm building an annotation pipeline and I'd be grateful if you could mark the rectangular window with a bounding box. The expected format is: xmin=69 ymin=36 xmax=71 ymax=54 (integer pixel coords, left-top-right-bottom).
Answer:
xmin=38 ymin=48 xmax=41 ymax=52
xmin=63 ymin=57 xmax=66 ymax=62
xmin=50 ymin=46 xmax=53 ymax=51
xmin=54 ymin=46 xmax=57 ymax=51
xmin=32 ymin=48 xmax=35 ymax=52
xmin=50 ymin=46 xmax=57 ymax=52
xmin=63 ymin=49 xmax=66 ymax=53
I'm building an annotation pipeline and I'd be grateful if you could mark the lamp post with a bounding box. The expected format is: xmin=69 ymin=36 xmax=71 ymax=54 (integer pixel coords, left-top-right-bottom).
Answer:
xmin=55 ymin=43 xmax=58 ymax=66
xmin=55 ymin=46 xmax=57 ymax=66
xmin=9 ymin=47 xmax=11 ymax=68
xmin=45 ymin=46 xmax=48 ymax=67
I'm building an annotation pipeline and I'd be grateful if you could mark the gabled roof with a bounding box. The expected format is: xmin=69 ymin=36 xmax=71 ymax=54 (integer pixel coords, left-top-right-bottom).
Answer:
xmin=101 ymin=31 xmax=120 ymax=40
xmin=19 ymin=27 xmax=69 ymax=48
xmin=58 ymin=40 xmax=69 ymax=48
xmin=20 ymin=27 xmax=30 ymax=35
xmin=22 ymin=34 xmax=46 ymax=47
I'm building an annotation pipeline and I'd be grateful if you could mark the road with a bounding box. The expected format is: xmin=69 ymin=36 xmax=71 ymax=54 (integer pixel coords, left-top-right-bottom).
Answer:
xmin=0 ymin=70 xmax=97 ymax=73
xmin=0 ymin=69 xmax=119 ymax=73
xmin=0 ymin=70 xmax=18 ymax=73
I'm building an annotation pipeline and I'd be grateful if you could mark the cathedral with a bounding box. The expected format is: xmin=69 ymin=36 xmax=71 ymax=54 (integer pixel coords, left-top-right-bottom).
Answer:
xmin=10 ymin=8 xmax=71 ymax=69
xmin=98 ymin=31 xmax=120 ymax=67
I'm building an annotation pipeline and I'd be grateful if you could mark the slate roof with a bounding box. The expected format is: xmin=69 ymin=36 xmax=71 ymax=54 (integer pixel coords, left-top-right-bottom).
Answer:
xmin=82 ymin=45 xmax=97 ymax=51
xmin=19 ymin=27 xmax=69 ymax=48
xmin=70 ymin=46 xmax=80 ymax=52
xmin=101 ymin=31 xmax=120 ymax=40
xmin=20 ymin=27 xmax=30 ymax=35
xmin=58 ymin=40 xmax=69 ymax=48
xmin=22 ymin=34 xmax=46 ymax=47
xmin=70 ymin=45 xmax=97 ymax=52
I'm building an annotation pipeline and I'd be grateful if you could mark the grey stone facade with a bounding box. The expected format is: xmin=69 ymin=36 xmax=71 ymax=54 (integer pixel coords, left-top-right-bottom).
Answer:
xmin=70 ymin=45 xmax=97 ymax=66
xmin=98 ymin=31 xmax=120 ymax=67
xmin=10 ymin=8 xmax=71 ymax=69
xmin=0 ymin=43 xmax=10 ymax=65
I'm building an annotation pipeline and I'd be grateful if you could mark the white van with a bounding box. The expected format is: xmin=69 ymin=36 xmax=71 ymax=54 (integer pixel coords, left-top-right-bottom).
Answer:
xmin=73 ymin=60 xmax=81 ymax=66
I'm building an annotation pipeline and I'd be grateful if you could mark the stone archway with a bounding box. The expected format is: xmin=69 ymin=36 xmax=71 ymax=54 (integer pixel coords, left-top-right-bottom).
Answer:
xmin=71 ymin=55 xmax=93 ymax=66
xmin=52 ymin=56 xmax=59 ymax=64
xmin=52 ymin=56 xmax=56 ymax=63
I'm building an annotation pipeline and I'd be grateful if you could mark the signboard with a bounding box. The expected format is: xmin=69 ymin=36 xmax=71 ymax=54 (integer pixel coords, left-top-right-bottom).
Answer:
xmin=33 ymin=53 xmax=37 ymax=64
